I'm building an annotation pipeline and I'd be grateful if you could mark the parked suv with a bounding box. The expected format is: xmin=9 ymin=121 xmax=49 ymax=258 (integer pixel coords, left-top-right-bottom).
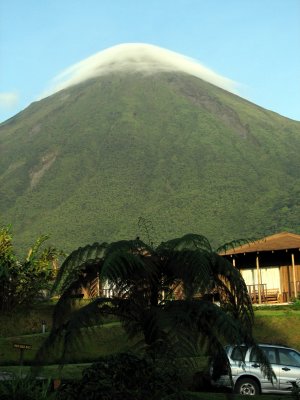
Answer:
xmin=211 ymin=344 xmax=300 ymax=395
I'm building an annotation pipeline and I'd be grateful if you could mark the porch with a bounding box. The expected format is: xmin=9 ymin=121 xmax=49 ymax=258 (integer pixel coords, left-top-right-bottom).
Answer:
xmin=220 ymin=232 xmax=300 ymax=305
xmin=246 ymin=283 xmax=300 ymax=304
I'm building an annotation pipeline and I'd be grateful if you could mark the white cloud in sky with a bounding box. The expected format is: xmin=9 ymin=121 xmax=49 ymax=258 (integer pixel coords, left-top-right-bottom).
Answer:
xmin=41 ymin=43 xmax=240 ymax=98
xmin=0 ymin=92 xmax=19 ymax=109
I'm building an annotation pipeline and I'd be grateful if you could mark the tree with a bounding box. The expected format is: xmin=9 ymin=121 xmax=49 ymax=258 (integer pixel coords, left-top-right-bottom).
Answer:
xmin=37 ymin=230 xmax=271 ymax=381
xmin=0 ymin=224 xmax=63 ymax=312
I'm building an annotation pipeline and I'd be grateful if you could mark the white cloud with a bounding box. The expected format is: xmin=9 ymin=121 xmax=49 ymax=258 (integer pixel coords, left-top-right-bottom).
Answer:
xmin=41 ymin=43 xmax=240 ymax=99
xmin=0 ymin=92 xmax=19 ymax=109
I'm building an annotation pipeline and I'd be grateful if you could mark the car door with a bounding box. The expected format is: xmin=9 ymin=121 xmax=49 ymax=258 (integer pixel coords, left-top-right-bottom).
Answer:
xmin=249 ymin=346 xmax=279 ymax=391
xmin=229 ymin=345 xmax=249 ymax=377
xmin=277 ymin=348 xmax=300 ymax=391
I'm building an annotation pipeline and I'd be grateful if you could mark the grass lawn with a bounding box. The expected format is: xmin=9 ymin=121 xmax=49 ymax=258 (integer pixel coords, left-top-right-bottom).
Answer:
xmin=0 ymin=322 xmax=136 ymax=366
xmin=0 ymin=363 xmax=88 ymax=380
xmin=0 ymin=302 xmax=55 ymax=338
xmin=253 ymin=306 xmax=300 ymax=349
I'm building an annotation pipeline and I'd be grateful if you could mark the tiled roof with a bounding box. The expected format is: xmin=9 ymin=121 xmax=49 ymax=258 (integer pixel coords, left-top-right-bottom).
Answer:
xmin=220 ymin=232 xmax=300 ymax=255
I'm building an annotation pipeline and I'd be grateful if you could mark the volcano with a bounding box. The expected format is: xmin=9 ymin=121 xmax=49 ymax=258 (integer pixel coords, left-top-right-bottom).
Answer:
xmin=1 ymin=44 xmax=300 ymax=251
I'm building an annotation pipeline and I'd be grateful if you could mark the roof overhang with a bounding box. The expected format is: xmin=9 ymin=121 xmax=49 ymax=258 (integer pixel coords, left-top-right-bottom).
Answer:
xmin=219 ymin=232 xmax=300 ymax=256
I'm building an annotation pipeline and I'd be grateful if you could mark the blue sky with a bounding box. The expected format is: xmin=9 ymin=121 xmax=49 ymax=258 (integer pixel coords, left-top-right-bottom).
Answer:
xmin=1 ymin=0 xmax=299 ymax=122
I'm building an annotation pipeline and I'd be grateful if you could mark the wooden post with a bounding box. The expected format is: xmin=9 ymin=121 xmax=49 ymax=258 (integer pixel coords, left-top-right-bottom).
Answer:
xmin=97 ymin=272 xmax=100 ymax=297
xmin=13 ymin=343 xmax=32 ymax=366
xmin=256 ymin=255 xmax=261 ymax=304
xmin=292 ymin=253 xmax=297 ymax=298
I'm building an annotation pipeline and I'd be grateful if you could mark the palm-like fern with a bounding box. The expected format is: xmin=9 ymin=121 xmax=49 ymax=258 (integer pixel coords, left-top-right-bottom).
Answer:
xmin=36 ymin=233 xmax=262 ymax=373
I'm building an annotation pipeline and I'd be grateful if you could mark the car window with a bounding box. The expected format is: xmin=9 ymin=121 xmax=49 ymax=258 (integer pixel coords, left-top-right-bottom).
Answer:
xmin=278 ymin=349 xmax=300 ymax=367
xmin=231 ymin=346 xmax=248 ymax=361
xmin=264 ymin=348 xmax=276 ymax=364
xmin=250 ymin=346 xmax=276 ymax=364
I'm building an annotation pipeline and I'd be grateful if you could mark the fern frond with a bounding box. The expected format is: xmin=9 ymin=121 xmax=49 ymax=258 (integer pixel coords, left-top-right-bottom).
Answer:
xmin=210 ymin=254 xmax=254 ymax=327
xmin=159 ymin=233 xmax=213 ymax=252
xmin=51 ymin=242 xmax=107 ymax=295
xmin=35 ymin=297 xmax=115 ymax=365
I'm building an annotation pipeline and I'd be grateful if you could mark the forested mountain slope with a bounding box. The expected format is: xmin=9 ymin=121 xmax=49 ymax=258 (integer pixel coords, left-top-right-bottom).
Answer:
xmin=1 ymin=70 xmax=299 ymax=251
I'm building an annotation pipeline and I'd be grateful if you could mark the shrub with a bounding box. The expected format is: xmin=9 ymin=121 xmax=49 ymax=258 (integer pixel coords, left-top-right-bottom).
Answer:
xmin=0 ymin=225 xmax=63 ymax=313
xmin=56 ymin=352 xmax=183 ymax=400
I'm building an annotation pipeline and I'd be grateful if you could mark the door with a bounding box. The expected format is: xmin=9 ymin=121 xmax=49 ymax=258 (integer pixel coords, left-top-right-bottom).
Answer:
xmin=278 ymin=348 xmax=300 ymax=391
xmin=249 ymin=346 xmax=279 ymax=391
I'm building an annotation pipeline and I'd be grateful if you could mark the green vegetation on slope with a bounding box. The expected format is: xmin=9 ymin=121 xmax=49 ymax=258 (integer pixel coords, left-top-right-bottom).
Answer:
xmin=253 ymin=308 xmax=300 ymax=349
xmin=1 ymin=72 xmax=300 ymax=252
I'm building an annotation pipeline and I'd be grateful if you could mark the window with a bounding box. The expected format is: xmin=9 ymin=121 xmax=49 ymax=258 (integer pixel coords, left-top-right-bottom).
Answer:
xmin=231 ymin=346 xmax=248 ymax=361
xmin=250 ymin=347 xmax=276 ymax=364
xmin=278 ymin=349 xmax=300 ymax=367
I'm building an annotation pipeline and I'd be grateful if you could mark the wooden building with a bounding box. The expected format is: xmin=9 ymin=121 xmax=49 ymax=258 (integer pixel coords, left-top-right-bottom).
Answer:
xmin=220 ymin=232 xmax=300 ymax=304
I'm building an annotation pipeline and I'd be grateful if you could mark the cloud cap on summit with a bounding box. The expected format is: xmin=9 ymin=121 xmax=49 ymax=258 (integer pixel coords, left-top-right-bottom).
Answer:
xmin=41 ymin=43 xmax=239 ymax=99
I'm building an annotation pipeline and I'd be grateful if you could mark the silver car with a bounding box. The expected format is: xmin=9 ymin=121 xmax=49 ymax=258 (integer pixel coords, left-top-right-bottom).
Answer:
xmin=211 ymin=343 xmax=300 ymax=395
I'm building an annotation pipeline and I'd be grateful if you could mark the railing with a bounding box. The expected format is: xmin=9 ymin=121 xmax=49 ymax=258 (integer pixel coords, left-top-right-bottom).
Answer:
xmin=247 ymin=284 xmax=280 ymax=304
xmin=101 ymin=288 xmax=117 ymax=298
xmin=247 ymin=284 xmax=267 ymax=304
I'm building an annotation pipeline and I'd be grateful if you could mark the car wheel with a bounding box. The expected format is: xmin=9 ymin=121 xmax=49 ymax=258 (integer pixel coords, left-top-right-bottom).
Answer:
xmin=234 ymin=378 xmax=260 ymax=396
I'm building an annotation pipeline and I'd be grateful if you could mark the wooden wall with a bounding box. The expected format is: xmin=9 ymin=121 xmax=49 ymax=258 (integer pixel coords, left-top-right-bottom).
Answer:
xmin=280 ymin=264 xmax=300 ymax=298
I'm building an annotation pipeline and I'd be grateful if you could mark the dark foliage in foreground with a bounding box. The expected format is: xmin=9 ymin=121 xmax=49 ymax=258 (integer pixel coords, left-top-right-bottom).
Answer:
xmin=0 ymin=374 xmax=54 ymax=400
xmin=35 ymin=231 xmax=274 ymax=384
xmin=56 ymin=352 xmax=183 ymax=400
